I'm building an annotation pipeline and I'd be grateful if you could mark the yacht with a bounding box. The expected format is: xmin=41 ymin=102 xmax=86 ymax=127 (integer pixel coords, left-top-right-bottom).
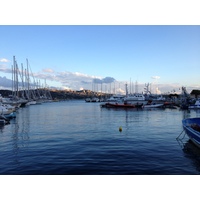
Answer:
xmin=124 ymin=94 xmax=147 ymax=103
xmin=106 ymin=94 xmax=125 ymax=102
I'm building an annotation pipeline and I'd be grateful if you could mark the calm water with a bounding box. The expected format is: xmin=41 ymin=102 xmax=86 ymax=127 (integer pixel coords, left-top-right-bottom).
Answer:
xmin=1 ymin=100 xmax=200 ymax=175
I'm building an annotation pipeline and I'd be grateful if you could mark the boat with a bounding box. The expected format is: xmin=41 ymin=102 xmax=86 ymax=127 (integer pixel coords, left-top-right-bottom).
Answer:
xmin=188 ymin=99 xmax=200 ymax=109
xmin=145 ymin=94 xmax=166 ymax=102
xmin=162 ymin=101 xmax=177 ymax=109
xmin=0 ymin=115 xmax=10 ymax=125
xmin=101 ymin=102 xmax=143 ymax=108
xmin=4 ymin=112 xmax=16 ymax=119
xmin=142 ymin=100 xmax=163 ymax=108
xmin=143 ymin=103 xmax=164 ymax=108
xmin=26 ymin=100 xmax=37 ymax=106
xmin=91 ymin=97 xmax=99 ymax=102
xmin=106 ymin=94 xmax=125 ymax=102
xmin=85 ymin=97 xmax=100 ymax=102
xmin=123 ymin=83 xmax=147 ymax=103
xmin=85 ymin=98 xmax=91 ymax=102
xmin=101 ymin=102 xmax=135 ymax=108
xmin=0 ymin=104 xmax=13 ymax=115
xmin=182 ymin=118 xmax=200 ymax=148
xmin=124 ymin=94 xmax=146 ymax=102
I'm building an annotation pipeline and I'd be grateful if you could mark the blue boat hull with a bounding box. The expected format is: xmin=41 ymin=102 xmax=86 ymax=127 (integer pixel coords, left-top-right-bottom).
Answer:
xmin=182 ymin=118 xmax=200 ymax=148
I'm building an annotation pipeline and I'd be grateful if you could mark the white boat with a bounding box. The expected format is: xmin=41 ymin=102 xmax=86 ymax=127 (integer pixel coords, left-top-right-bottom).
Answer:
xmin=143 ymin=103 xmax=164 ymax=108
xmin=0 ymin=103 xmax=16 ymax=112
xmin=124 ymin=94 xmax=147 ymax=103
xmin=146 ymin=95 xmax=166 ymax=102
xmin=26 ymin=100 xmax=37 ymax=106
xmin=0 ymin=115 xmax=10 ymax=125
xmin=106 ymin=94 xmax=125 ymax=102
xmin=85 ymin=98 xmax=91 ymax=102
xmin=142 ymin=100 xmax=164 ymax=108
xmin=91 ymin=97 xmax=99 ymax=102
xmin=0 ymin=104 xmax=13 ymax=115
xmin=188 ymin=100 xmax=200 ymax=109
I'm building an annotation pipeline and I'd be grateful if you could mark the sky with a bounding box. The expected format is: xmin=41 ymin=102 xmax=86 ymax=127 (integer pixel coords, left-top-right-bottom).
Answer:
xmin=0 ymin=25 xmax=200 ymax=94
xmin=0 ymin=0 xmax=200 ymax=95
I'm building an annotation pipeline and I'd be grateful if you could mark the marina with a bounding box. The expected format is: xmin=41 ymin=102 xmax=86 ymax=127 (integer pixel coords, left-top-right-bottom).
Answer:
xmin=0 ymin=22 xmax=200 ymax=200
xmin=1 ymin=100 xmax=200 ymax=175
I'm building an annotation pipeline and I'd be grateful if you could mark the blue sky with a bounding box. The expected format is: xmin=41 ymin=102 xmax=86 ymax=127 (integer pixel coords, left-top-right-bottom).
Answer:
xmin=1 ymin=25 xmax=200 ymax=94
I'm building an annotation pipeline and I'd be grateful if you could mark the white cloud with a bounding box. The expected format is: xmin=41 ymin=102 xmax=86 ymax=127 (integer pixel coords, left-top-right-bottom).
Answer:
xmin=0 ymin=58 xmax=9 ymax=62
xmin=0 ymin=65 xmax=199 ymax=94
xmin=0 ymin=65 xmax=12 ymax=73
xmin=151 ymin=76 xmax=160 ymax=80
xmin=42 ymin=68 xmax=54 ymax=73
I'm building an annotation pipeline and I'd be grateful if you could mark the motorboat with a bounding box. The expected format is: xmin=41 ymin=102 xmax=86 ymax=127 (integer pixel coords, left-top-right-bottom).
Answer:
xmin=91 ymin=97 xmax=99 ymax=102
xmin=0 ymin=104 xmax=13 ymax=115
xmin=85 ymin=97 xmax=99 ymax=102
xmin=182 ymin=118 xmax=200 ymax=148
xmin=124 ymin=94 xmax=147 ymax=104
xmin=85 ymin=98 xmax=91 ymax=102
xmin=142 ymin=100 xmax=163 ymax=108
xmin=0 ymin=115 xmax=10 ymax=125
xmin=26 ymin=100 xmax=37 ymax=106
xmin=106 ymin=94 xmax=125 ymax=102
xmin=124 ymin=94 xmax=145 ymax=102
xmin=143 ymin=103 xmax=164 ymax=108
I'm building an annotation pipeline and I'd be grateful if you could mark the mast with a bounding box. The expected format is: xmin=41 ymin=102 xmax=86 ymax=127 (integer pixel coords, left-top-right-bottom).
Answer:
xmin=13 ymin=56 xmax=16 ymax=98
xmin=125 ymin=83 xmax=128 ymax=97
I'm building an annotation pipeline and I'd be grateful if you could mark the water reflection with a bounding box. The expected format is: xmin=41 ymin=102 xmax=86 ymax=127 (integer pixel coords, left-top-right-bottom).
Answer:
xmin=10 ymin=108 xmax=31 ymax=165
xmin=182 ymin=140 xmax=200 ymax=173
xmin=0 ymin=125 xmax=5 ymax=132
xmin=178 ymin=109 xmax=200 ymax=174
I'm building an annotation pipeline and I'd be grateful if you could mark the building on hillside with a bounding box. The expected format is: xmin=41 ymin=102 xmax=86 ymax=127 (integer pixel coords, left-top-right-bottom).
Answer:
xmin=190 ymin=90 xmax=200 ymax=99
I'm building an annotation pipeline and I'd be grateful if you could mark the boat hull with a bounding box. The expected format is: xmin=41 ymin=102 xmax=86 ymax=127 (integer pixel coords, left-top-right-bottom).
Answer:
xmin=182 ymin=118 xmax=200 ymax=148
xmin=101 ymin=102 xmax=143 ymax=108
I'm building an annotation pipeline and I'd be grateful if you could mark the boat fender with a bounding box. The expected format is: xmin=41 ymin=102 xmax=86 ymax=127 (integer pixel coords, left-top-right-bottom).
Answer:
xmin=119 ymin=126 xmax=122 ymax=132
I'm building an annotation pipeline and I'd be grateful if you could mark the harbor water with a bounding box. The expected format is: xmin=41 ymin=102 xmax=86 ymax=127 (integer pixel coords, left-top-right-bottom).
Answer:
xmin=1 ymin=100 xmax=200 ymax=175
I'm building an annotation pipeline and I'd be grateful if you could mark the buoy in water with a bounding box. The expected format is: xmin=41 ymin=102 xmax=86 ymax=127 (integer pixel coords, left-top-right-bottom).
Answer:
xmin=119 ymin=126 xmax=122 ymax=132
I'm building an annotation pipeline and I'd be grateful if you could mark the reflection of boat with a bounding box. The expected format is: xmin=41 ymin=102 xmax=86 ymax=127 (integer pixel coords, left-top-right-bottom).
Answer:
xmin=181 ymin=140 xmax=200 ymax=173
xmin=182 ymin=118 xmax=200 ymax=148
xmin=101 ymin=102 xmax=143 ymax=108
